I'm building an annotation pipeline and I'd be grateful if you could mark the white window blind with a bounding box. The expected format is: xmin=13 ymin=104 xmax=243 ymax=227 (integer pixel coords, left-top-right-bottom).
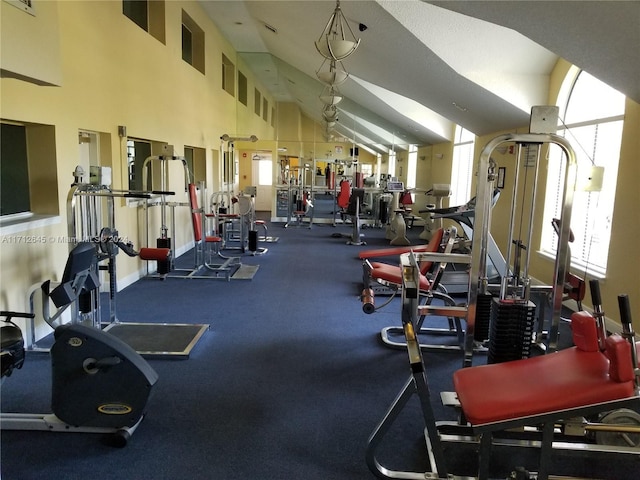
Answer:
xmin=450 ymin=126 xmax=475 ymax=206
xmin=540 ymin=71 xmax=625 ymax=276
xmin=407 ymin=145 xmax=417 ymax=189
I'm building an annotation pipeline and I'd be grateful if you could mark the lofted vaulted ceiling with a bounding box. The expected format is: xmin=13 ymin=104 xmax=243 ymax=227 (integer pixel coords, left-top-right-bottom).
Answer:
xmin=200 ymin=1 xmax=640 ymax=154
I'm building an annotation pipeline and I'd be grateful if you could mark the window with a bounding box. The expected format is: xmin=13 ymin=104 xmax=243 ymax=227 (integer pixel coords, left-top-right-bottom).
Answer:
xmin=122 ymin=1 xmax=166 ymax=44
xmin=238 ymin=71 xmax=248 ymax=106
xmin=182 ymin=11 xmax=204 ymax=74
xmin=127 ymin=139 xmax=152 ymax=192
xmin=184 ymin=146 xmax=206 ymax=184
xmin=257 ymin=158 xmax=272 ymax=186
xmin=123 ymin=0 xmax=147 ymax=30
xmin=0 ymin=121 xmax=59 ymax=222
xmin=271 ymin=106 xmax=276 ymax=127
xmin=407 ymin=144 xmax=417 ymax=189
xmin=450 ymin=125 xmax=475 ymax=206
xmin=182 ymin=25 xmax=192 ymax=64
xmin=1 ymin=124 xmax=30 ymax=216
xmin=254 ymin=88 xmax=261 ymax=116
xmin=388 ymin=150 xmax=396 ymax=178
xmin=541 ymin=70 xmax=625 ymax=276
xmin=222 ymin=54 xmax=235 ymax=96
xmin=262 ymin=98 xmax=268 ymax=121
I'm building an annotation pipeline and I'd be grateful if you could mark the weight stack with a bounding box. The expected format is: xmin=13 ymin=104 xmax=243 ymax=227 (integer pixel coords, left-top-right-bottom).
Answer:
xmin=379 ymin=197 xmax=389 ymax=224
xmin=487 ymin=298 xmax=536 ymax=364
xmin=474 ymin=293 xmax=493 ymax=342
xmin=156 ymin=238 xmax=171 ymax=274
xmin=248 ymin=230 xmax=258 ymax=252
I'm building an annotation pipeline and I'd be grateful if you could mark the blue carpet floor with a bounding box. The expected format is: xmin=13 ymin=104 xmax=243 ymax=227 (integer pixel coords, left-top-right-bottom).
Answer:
xmin=1 ymin=219 xmax=638 ymax=479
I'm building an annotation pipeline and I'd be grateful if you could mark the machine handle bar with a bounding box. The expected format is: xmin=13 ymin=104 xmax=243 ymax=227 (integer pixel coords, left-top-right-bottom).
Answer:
xmin=1 ymin=311 xmax=35 ymax=320
xmin=617 ymin=295 xmax=634 ymax=331
xmin=589 ymin=279 xmax=603 ymax=307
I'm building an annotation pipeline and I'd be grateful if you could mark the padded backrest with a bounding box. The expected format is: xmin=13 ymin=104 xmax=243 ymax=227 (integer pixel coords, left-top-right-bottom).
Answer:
xmin=606 ymin=334 xmax=635 ymax=382
xmin=427 ymin=227 xmax=457 ymax=284
xmin=570 ymin=311 xmax=600 ymax=352
xmin=419 ymin=228 xmax=444 ymax=275
xmin=400 ymin=191 xmax=413 ymax=205
xmin=337 ymin=180 xmax=351 ymax=209
xmin=188 ymin=183 xmax=203 ymax=242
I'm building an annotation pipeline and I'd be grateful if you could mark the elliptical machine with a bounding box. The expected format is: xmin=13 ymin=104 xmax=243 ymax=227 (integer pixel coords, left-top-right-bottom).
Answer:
xmin=1 ymin=242 xmax=158 ymax=447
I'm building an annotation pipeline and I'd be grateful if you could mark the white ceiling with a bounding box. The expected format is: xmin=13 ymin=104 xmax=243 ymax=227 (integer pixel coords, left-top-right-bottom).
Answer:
xmin=200 ymin=0 xmax=640 ymax=153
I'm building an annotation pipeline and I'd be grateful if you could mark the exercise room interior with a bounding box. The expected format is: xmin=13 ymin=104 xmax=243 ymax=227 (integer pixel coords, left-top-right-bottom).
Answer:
xmin=1 ymin=1 xmax=639 ymax=479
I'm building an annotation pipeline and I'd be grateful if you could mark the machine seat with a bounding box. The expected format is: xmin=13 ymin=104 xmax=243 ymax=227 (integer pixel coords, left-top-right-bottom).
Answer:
xmin=358 ymin=227 xmax=444 ymax=260
xmin=453 ymin=312 xmax=637 ymax=426
xmin=365 ymin=228 xmax=444 ymax=291
xmin=358 ymin=234 xmax=443 ymax=260
xmin=369 ymin=262 xmax=433 ymax=291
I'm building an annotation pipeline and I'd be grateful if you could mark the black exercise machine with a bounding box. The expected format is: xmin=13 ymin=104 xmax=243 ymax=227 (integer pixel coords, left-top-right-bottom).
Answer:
xmin=1 ymin=242 xmax=158 ymax=446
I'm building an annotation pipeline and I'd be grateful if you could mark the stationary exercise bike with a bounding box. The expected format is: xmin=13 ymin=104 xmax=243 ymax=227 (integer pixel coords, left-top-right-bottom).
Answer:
xmin=0 ymin=242 xmax=158 ymax=447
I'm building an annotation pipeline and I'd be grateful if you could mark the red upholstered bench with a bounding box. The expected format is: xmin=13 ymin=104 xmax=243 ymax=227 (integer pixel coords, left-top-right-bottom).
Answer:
xmin=451 ymin=311 xmax=638 ymax=480
xmin=453 ymin=311 xmax=637 ymax=427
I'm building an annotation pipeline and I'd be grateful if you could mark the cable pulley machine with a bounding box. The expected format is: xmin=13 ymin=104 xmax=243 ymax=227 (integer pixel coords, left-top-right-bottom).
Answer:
xmin=27 ymin=165 xmax=209 ymax=358
xmin=464 ymin=106 xmax=580 ymax=366
xmin=142 ymin=154 xmax=191 ymax=275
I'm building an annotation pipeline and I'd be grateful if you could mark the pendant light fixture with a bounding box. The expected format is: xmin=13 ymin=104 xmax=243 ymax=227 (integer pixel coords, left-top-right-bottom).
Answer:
xmin=322 ymin=104 xmax=339 ymax=122
xmin=316 ymin=58 xmax=349 ymax=86
xmin=319 ymin=85 xmax=343 ymax=105
xmin=315 ymin=0 xmax=361 ymax=61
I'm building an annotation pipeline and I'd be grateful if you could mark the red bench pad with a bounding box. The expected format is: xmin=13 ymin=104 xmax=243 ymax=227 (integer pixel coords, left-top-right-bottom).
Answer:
xmin=139 ymin=248 xmax=170 ymax=262
xmin=453 ymin=347 xmax=636 ymax=426
xmin=359 ymin=244 xmax=433 ymax=260
xmin=358 ymin=229 xmax=444 ymax=260
xmin=370 ymin=262 xmax=432 ymax=291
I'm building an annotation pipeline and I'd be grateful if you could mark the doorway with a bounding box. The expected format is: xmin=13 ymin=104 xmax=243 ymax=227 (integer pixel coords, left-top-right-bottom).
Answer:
xmin=251 ymin=152 xmax=273 ymax=212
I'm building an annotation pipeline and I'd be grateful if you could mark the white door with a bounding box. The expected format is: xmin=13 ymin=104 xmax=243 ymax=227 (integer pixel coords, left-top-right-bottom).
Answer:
xmin=251 ymin=153 xmax=273 ymax=212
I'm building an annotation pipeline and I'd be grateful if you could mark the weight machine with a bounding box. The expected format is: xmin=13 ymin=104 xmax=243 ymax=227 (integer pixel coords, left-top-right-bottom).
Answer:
xmin=142 ymin=154 xmax=191 ymax=276
xmin=26 ymin=166 xmax=209 ymax=358
xmin=365 ymin=107 xmax=640 ymax=478
xmin=367 ymin=252 xmax=639 ymax=479
xmin=459 ymin=107 xmax=583 ymax=363
xmin=283 ymin=163 xmax=314 ymax=228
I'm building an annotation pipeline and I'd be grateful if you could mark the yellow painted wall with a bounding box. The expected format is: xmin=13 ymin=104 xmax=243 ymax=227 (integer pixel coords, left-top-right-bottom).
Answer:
xmin=0 ymin=1 xmax=275 ymax=334
xmin=0 ymin=0 xmax=62 ymax=85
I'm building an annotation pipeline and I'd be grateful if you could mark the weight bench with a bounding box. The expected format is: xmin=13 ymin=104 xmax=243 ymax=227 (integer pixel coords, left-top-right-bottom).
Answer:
xmin=453 ymin=309 xmax=640 ymax=479
xmin=189 ymin=183 xmax=240 ymax=280
xmin=367 ymin=267 xmax=640 ymax=480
